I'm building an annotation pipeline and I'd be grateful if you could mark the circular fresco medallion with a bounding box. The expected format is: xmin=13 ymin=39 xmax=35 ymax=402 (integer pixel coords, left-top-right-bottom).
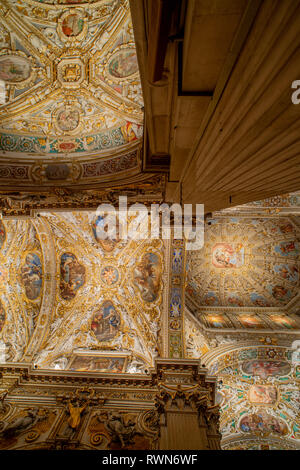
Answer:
xmin=57 ymin=107 xmax=80 ymax=132
xmin=0 ymin=55 xmax=31 ymax=83
xmin=108 ymin=49 xmax=138 ymax=79
xmin=100 ymin=266 xmax=119 ymax=286
xmin=91 ymin=301 xmax=120 ymax=342
xmin=62 ymin=13 xmax=84 ymax=37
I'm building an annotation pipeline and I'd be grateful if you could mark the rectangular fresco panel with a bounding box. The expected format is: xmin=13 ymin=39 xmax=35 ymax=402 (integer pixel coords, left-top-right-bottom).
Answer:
xmin=238 ymin=314 xmax=265 ymax=329
xmin=248 ymin=385 xmax=278 ymax=404
xmin=68 ymin=354 xmax=128 ymax=373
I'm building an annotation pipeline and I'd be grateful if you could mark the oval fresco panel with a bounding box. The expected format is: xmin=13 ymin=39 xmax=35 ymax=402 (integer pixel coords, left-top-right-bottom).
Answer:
xmin=21 ymin=253 xmax=42 ymax=300
xmin=206 ymin=314 xmax=227 ymax=328
xmin=274 ymin=241 xmax=299 ymax=257
xmin=250 ymin=293 xmax=270 ymax=307
xmin=212 ymin=243 xmax=244 ymax=268
xmin=241 ymin=360 xmax=291 ymax=379
xmin=227 ymin=294 xmax=243 ymax=307
xmin=108 ymin=50 xmax=138 ymax=79
xmin=215 ymin=391 xmax=225 ymax=406
xmin=60 ymin=252 xmax=85 ymax=300
xmin=240 ymin=412 xmax=288 ymax=436
xmin=0 ymin=301 xmax=5 ymax=333
xmin=273 ymin=264 xmax=299 ymax=284
xmin=92 ymin=215 xmax=121 ymax=252
xmin=62 ymin=14 xmax=84 ymax=37
xmin=0 ymin=221 xmax=5 ymax=249
xmin=238 ymin=315 xmax=264 ymax=329
xmin=91 ymin=301 xmax=120 ymax=342
xmin=268 ymin=284 xmax=292 ymax=302
xmin=203 ymin=291 xmax=219 ymax=306
xmin=0 ymin=55 xmax=31 ymax=83
xmin=133 ymin=252 xmax=161 ymax=302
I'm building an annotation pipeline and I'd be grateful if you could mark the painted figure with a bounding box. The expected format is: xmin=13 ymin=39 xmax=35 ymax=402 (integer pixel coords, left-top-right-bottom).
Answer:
xmin=249 ymin=385 xmax=277 ymax=404
xmin=92 ymin=215 xmax=121 ymax=252
xmin=227 ymin=295 xmax=243 ymax=307
xmin=250 ymin=293 xmax=270 ymax=307
xmin=62 ymin=14 xmax=84 ymax=37
xmin=108 ymin=51 xmax=138 ymax=78
xmin=274 ymin=264 xmax=298 ymax=283
xmin=91 ymin=301 xmax=120 ymax=342
xmin=270 ymin=315 xmax=295 ymax=329
xmin=133 ymin=252 xmax=161 ymax=302
xmin=70 ymin=356 xmax=124 ymax=373
xmin=242 ymin=360 xmax=291 ymax=378
xmin=203 ymin=292 xmax=218 ymax=306
xmin=207 ymin=314 xmax=225 ymax=328
xmin=60 ymin=252 xmax=85 ymax=300
xmin=212 ymin=243 xmax=244 ymax=268
xmin=271 ymin=285 xmax=290 ymax=301
xmin=21 ymin=253 xmax=42 ymax=300
xmin=275 ymin=241 xmax=299 ymax=257
xmin=239 ymin=315 xmax=263 ymax=329
xmin=240 ymin=412 xmax=288 ymax=436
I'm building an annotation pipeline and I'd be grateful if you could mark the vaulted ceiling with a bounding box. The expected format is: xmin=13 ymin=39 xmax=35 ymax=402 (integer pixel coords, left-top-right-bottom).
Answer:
xmin=0 ymin=0 xmax=147 ymax=191
xmin=0 ymin=212 xmax=166 ymax=371
xmin=186 ymin=191 xmax=300 ymax=334
xmin=0 ymin=0 xmax=299 ymax=452
xmin=0 ymin=0 xmax=143 ymax=156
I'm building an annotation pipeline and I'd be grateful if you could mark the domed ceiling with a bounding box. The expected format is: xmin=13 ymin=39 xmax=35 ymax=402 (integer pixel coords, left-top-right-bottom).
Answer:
xmin=0 ymin=0 xmax=143 ymax=183
xmin=186 ymin=214 xmax=300 ymax=331
xmin=0 ymin=212 xmax=168 ymax=372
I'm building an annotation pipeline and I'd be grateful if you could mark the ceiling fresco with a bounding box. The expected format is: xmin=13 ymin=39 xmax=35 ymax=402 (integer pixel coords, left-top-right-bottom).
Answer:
xmin=183 ymin=194 xmax=300 ymax=449
xmin=0 ymin=0 xmax=143 ymax=159
xmin=206 ymin=346 xmax=300 ymax=450
xmin=0 ymin=212 xmax=168 ymax=372
xmin=184 ymin=310 xmax=300 ymax=450
xmin=213 ymin=191 xmax=300 ymax=217
xmin=186 ymin=215 xmax=300 ymax=332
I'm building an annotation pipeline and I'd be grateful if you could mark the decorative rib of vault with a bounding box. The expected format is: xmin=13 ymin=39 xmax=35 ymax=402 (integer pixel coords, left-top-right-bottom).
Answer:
xmin=0 ymin=0 xmax=143 ymax=158
xmin=0 ymin=212 xmax=167 ymax=372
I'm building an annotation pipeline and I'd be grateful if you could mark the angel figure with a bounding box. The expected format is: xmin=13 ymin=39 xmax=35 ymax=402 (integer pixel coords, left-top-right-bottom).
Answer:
xmin=67 ymin=400 xmax=87 ymax=430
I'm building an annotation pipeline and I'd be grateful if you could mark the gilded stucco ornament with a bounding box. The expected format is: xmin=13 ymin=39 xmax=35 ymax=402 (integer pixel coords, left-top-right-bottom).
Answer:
xmin=0 ymin=212 xmax=167 ymax=370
